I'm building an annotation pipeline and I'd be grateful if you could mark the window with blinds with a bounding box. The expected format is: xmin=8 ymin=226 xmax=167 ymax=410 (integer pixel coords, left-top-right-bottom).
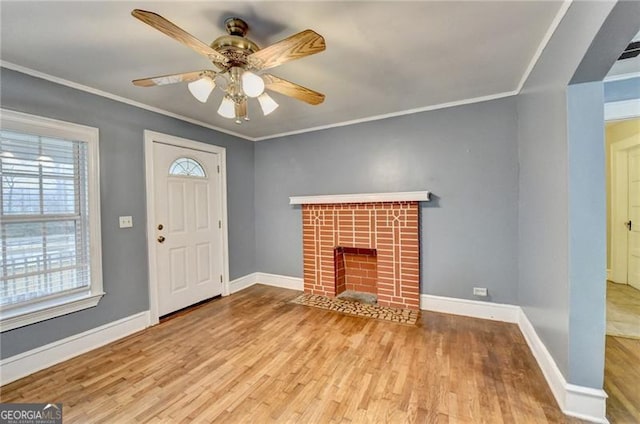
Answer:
xmin=0 ymin=110 xmax=102 ymax=330
xmin=1 ymin=130 xmax=91 ymax=307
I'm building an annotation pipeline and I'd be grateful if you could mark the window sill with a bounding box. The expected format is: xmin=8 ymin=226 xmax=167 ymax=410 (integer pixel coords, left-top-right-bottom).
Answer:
xmin=0 ymin=292 xmax=105 ymax=332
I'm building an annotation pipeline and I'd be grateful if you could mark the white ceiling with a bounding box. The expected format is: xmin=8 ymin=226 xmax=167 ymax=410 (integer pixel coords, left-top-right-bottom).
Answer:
xmin=0 ymin=1 xmax=566 ymax=140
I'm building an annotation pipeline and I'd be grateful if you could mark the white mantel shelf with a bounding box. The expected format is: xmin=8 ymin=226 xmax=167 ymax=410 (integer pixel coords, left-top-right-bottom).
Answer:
xmin=289 ymin=191 xmax=430 ymax=205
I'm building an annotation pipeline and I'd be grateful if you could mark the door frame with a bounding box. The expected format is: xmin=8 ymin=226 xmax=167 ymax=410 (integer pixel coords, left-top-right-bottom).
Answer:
xmin=610 ymin=138 xmax=638 ymax=283
xmin=144 ymin=130 xmax=229 ymax=325
xmin=607 ymin=98 xmax=640 ymax=284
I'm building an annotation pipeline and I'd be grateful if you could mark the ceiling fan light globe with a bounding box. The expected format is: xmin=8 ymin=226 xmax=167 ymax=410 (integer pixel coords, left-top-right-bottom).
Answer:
xmin=188 ymin=78 xmax=216 ymax=103
xmin=242 ymin=71 xmax=265 ymax=98
xmin=258 ymin=92 xmax=279 ymax=116
xmin=217 ymin=97 xmax=236 ymax=119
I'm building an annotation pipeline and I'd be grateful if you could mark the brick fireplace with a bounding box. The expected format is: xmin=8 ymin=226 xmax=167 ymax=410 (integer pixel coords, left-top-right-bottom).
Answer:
xmin=291 ymin=192 xmax=429 ymax=311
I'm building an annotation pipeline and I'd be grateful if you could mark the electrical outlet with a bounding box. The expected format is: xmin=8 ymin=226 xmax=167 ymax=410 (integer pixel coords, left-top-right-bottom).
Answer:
xmin=473 ymin=287 xmax=488 ymax=297
xmin=119 ymin=216 xmax=133 ymax=228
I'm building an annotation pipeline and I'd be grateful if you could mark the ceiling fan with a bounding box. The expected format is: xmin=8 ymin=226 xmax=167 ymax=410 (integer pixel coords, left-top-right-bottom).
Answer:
xmin=131 ymin=9 xmax=326 ymax=124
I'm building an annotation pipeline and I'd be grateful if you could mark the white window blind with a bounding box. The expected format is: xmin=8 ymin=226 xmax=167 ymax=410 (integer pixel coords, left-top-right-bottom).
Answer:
xmin=1 ymin=130 xmax=91 ymax=308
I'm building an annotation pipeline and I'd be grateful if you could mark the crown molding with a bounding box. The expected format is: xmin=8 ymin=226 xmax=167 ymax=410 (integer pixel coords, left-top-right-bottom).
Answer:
xmin=255 ymin=91 xmax=517 ymax=141
xmin=517 ymin=0 xmax=573 ymax=92
xmin=0 ymin=61 xmax=254 ymax=141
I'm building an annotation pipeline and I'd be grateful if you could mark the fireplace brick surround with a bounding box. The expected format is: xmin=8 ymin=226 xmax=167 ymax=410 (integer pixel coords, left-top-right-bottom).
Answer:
xmin=301 ymin=201 xmax=421 ymax=310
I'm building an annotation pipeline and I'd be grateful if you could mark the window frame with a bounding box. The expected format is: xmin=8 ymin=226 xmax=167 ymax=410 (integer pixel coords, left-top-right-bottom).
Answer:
xmin=1 ymin=109 xmax=103 ymax=332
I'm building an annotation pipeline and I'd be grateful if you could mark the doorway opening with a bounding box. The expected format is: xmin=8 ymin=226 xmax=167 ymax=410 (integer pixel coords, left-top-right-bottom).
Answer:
xmin=603 ymin=52 xmax=640 ymax=421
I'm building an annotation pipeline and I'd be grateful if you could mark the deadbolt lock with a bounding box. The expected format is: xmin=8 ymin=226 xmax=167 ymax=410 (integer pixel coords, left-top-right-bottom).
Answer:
xmin=157 ymin=224 xmax=163 ymax=230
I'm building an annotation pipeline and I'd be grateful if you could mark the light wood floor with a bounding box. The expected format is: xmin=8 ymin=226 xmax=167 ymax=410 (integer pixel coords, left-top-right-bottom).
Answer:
xmin=605 ymin=335 xmax=640 ymax=423
xmin=606 ymin=281 xmax=640 ymax=339
xmin=1 ymin=285 xmax=582 ymax=423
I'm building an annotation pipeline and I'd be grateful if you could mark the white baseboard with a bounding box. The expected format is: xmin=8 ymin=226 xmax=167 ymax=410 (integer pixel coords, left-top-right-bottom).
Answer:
xmin=517 ymin=309 xmax=608 ymax=423
xmin=255 ymin=272 xmax=304 ymax=291
xmin=229 ymin=273 xmax=258 ymax=294
xmin=517 ymin=309 xmax=569 ymax=414
xmin=420 ymin=294 xmax=520 ymax=323
xmin=229 ymin=272 xmax=304 ymax=293
xmin=420 ymin=293 xmax=608 ymax=423
xmin=0 ymin=311 xmax=151 ymax=385
xmin=565 ymin=384 xmax=609 ymax=424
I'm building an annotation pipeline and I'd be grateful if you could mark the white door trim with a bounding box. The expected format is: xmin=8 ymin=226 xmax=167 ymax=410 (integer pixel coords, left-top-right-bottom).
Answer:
xmin=610 ymin=139 xmax=635 ymax=283
xmin=144 ymin=130 xmax=229 ymax=325
xmin=604 ymin=98 xmax=640 ymax=122
xmin=606 ymin=103 xmax=639 ymax=285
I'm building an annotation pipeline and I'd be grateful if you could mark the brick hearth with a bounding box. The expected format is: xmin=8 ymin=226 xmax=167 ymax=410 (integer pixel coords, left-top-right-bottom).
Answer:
xmin=302 ymin=201 xmax=420 ymax=310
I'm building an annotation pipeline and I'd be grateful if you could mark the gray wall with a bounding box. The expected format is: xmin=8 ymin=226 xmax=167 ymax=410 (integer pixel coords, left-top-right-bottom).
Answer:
xmin=567 ymin=82 xmax=607 ymax=387
xmin=0 ymin=68 xmax=255 ymax=359
xmin=255 ymin=97 xmax=519 ymax=304
xmin=604 ymin=76 xmax=640 ymax=103
xmin=517 ymin=0 xmax=638 ymax=388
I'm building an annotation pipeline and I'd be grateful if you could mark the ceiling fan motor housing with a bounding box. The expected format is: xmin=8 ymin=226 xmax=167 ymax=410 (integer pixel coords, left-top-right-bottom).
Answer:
xmin=210 ymin=18 xmax=260 ymax=70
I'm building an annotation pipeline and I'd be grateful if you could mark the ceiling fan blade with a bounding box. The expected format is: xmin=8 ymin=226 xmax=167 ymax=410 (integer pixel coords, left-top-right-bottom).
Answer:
xmin=248 ymin=30 xmax=325 ymax=70
xmin=132 ymin=70 xmax=213 ymax=87
xmin=263 ymin=74 xmax=325 ymax=105
xmin=132 ymin=9 xmax=228 ymax=65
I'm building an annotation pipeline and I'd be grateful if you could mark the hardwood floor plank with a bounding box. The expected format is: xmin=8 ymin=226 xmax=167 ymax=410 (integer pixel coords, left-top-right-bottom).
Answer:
xmin=1 ymin=285 xmax=583 ymax=423
xmin=605 ymin=335 xmax=640 ymax=423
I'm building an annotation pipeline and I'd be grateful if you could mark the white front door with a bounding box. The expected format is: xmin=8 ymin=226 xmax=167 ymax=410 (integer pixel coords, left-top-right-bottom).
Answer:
xmin=628 ymin=145 xmax=640 ymax=290
xmin=153 ymin=142 xmax=223 ymax=316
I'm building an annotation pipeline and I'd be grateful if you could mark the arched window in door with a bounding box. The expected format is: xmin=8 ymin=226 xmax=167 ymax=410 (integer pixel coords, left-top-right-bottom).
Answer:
xmin=169 ymin=157 xmax=206 ymax=177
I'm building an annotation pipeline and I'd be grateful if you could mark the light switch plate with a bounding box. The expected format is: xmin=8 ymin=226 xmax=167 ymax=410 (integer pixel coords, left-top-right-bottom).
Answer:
xmin=119 ymin=216 xmax=133 ymax=228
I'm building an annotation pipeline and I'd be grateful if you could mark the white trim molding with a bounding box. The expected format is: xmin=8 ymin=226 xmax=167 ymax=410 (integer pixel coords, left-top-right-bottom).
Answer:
xmin=604 ymin=98 xmax=640 ymax=121
xmin=516 ymin=0 xmax=572 ymax=92
xmin=517 ymin=310 xmax=608 ymax=423
xmin=0 ymin=311 xmax=150 ymax=385
xmin=609 ymin=136 xmax=639 ymax=284
xmin=229 ymin=273 xmax=258 ymax=294
xmin=420 ymin=294 xmax=520 ymax=323
xmin=256 ymin=273 xmax=304 ymax=291
xmin=419 ymin=293 xmax=608 ymax=423
xmin=255 ymin=91 xmax=517 ymax=141
xmin=290 ymin=191 xmax=430 ymax=205
xmin=228 ymin=272 xmax=304 ymax=292
xmin=1 ymin=292 xmax=104 ymax=332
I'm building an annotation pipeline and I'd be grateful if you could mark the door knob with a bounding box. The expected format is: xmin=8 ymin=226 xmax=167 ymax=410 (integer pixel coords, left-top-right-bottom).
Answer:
xmin=625 ymin=220 xmax=632 ymax=231
xmin=157 ymin=236 xmax=165 ymax=243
